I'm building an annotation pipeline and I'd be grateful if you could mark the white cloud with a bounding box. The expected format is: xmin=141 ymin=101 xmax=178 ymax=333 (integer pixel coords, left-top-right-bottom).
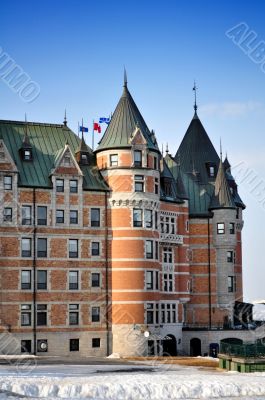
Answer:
xmin=200 ymin=101 xmax=263 ymax=117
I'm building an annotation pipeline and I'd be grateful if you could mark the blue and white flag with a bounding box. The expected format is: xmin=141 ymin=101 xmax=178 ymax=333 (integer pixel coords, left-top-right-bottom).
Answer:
xmin=79 ymin=126 xmax=88 ymax=133
xmin=99 ymin=117 xmax=110 ymax=125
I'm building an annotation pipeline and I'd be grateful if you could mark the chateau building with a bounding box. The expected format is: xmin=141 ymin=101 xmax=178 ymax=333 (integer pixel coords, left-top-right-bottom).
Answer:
xmin=0 ymin=76 xmax=249 ymax=357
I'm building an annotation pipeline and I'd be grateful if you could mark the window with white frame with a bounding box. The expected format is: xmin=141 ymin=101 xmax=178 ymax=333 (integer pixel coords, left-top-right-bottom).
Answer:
xmin=21 ymin=238 xmax=32 ymax=257
xmin=145 ymin=240 xmax=153 ymax=259
xmin=133 ymin=209 xmax=142 ymax=227
xmin=134 ymin=150 xmax=142 ymax=167
xmin=69 ymin=304 xmax=79 ymax=325
xmin=160 ymin=303 xmax=177 ymax=324
xmin=155 ymin=178 xmax=159 ymax=194
xmin=70 ymin=180 xmax=78 ymax=193
xmin=144 ymin=209 xmax=152 ymax=228
xmin=134 ymin=175 xmax=144 ymax=192
xmin=217 ymin=222 xmax=225 ymax=234
xmin=160 ymin=215 xmax=176 ymax=234
xmin=146 ymin=303 xmax=159 ymax=325
xmin=163 ymin=247 xmax=173 ymax=263
xmin=3 ymin=207 xmax=12 ymax=222
xmin=228 ymin=276 xmax=236 ymax=293
xmin=21 ymin=270 xmax=31 ymax=290
xmin=21 ymin=305 xmax=31 ymax=326
xmin=69 ymin=271 xmax=79 ymax=290
xmin=110 ymin=154 xmax=118 ymax=167
xmin=91 ymin=208 xmax=100 ymax=227
xmin=163 ymin=273 xmax=174 ymax=292
xmin=4 ymin=176 xmax=12 ymax=190
xmin=146 ymin=270 xmax=159 ymax=290
xmin=91 ymin=241 xmax=100 ymax=256
xmin=227 ymin=251 xmax=235 ymax=263
xmin=69 ymin=239 xmax=78 ymax=258
xmin=22 ymin=205 xmax=31 ymax=225
xmin=92 ymin=306 xmax=100 ymax=322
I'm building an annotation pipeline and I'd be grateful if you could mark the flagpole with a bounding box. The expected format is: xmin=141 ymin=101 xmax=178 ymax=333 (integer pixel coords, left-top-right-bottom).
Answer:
xmin=78 ymin=121 xmax=80 ymax=138
xmin=92 ymin=119 xmax=94 ymax=151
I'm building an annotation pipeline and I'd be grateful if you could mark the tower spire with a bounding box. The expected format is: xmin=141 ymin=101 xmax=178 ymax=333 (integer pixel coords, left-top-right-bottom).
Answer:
xmin=220 ymin=138 xmax=223 ymax=161
xmin=123 ymin=67 xmax=128 ymax=88
xmin=64 ymin=109 xmax=67 ymax=126
xmin=192 ymin=80 xmax=198 ymax=113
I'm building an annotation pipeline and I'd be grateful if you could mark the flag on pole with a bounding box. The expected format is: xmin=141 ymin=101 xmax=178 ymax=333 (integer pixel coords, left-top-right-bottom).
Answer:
xmin=99 ymin=117 xmax=110 ymax=125
xmin=94 ymin=122 xmax=101 ymax=133
xmin=79 ymin=126 xmax=88 ymax=133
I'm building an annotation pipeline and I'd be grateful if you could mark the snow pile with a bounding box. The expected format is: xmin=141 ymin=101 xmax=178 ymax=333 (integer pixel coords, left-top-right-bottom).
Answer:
xmin=106 ymin=353 xmax=120 ymax=359
xmin=1 ymin=372 xmax=265 ymax=399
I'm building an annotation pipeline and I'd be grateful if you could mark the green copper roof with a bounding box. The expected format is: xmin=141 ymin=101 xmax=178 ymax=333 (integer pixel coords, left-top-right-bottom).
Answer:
xmin=209 ymin=158 xmax=236 ymax=210
xmin=0 ymin=120 xmax=108 ymax=191
xmin=96 ymin=82 xmax=159 ymax=152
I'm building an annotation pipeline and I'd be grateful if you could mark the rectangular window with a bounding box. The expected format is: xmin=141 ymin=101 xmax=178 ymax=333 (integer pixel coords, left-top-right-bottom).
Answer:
xmin=21 ymin=340 xmax=31 ymax=353
xmin=21 ymin=270 xmax=31 ymax=290
xmin=91 ymin=273 xmax=100 ymax=287
xmin=155 ymin=211 xmax=158 ymax=229
xmin=69 ymin=239 xmax=78 ymax=258
xmin=227 ymin=251 xmax=234 ymax=263
xmin=56 ymin=179 xmax=64 ymax=192
xmin=229 ymin=222 xmax=235 ymax=234
xmin=146 ymin=271 xmax=154 ymax=290
xmin=37 ymin=238 xmax=47 ymax=258
xmin=110 ymin=154 xmax=118 ymax=166
xmin=37 ymin=270 xmax=47 ymax=290
xmin=155 ymin=241 xmax=159 ymax=260
xmin=228 ymin=276 xmax=236 ymax=293
xmin=217 ymin=222 xmax=225 ymax=234
xmin=21 ymin=238 xmax=31 ymax=257
xmin=70 ymin=210 xmax=78 ymax=224
xmin=92 ymin=306 xmax=100 ymax=322
xmin=155 ymin=178 xmax=159 ymax=195
xmin=134 ymin=150 xmax=142 ymax=167
xmin=236 ymin=207 xmax=240 ymax=219
xmin=69 ymin=304 xmax=79 ymax=325
xmin=4 ymin=176 xmax=12 ymax=190
xmin=3 ymin=207 xmax=12 ymax=222
xmin=91 ymin=208 xmax=100 ymax=227
xmin=37 ymin=304 xmax=47 ymax=326
xmin=21 ymin=305 xmax=31 ymax=326
xmin=70 ymin=180 xmax=78 ymax=193
xmin=22 ymin=205 xmax=31 ymax=225
xmin=134 ymin=175 xmax=144 ymax=192
xmin=163 ymin=273 xmax=173 ymax=292
xmin=133 ymin=209 xmax=142 ymax=227
xmin=37 ymin=206 xmax=47 ymax=225
xmin=145 ymin=210 xmax=152 ymax=228
xmin=160 ymin=215 xmax=176 ymax=234
xmin=146 ymin=240 xmax=153 ymax=259
xmin=163 ymin=247 xmax=173 ymax=263
xmin=70 ymin=338 xmax=79 ymax=351
xmin=69 ymin=271 xmax=79 ymax=290
xmin=56 ymin=210 xmax=64 ymax=223
xmin=209 ymin=166 xmax=215 ymax=177
xmin=92 ymin=338 xmax=101 ymax=348
xmin=154 ymin=157 xmax=158 ymax=170
xmin=91 ymin=242 xmax=100 ymax=256
xmin=146 ymin=303 xmax=159 ymax=325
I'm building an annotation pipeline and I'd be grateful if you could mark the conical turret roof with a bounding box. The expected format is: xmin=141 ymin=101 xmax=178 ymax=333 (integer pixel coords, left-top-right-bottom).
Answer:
xmin=209 ymin=158 xmax=236 ymax=210
xmin=96 ymin=79 xmax=159 ymax=152
xmin=175 ymin=111 xmax=219 ymax=184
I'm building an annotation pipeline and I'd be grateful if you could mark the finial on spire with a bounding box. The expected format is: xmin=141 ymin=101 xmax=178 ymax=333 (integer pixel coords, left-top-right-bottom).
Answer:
xmin=166 ymin=143 xmax=169 ymax=154
xmin=123 ymin=66 xmax=127 ymax=88
xmin=220 ymin=137 xmax=223 ymax=161
xmin=192 ymin=80 xmax=198 ymax=112
xmin=161 ymin=143 xmax=164 ymax=157
xmin=24 ymin=113 xmax=28 ymax=138
xmin=64 ymin=109 xmax=67 ymax=126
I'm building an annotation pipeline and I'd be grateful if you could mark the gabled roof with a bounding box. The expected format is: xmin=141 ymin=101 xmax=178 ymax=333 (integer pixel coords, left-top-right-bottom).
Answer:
xmin=0 ymin=120 xmax=108 ymax=191
xmin=209 ymin=158 xmax=236 ymax=210
xmin=160 ymin=159 xmax=186 ymax=203
xmin=96 ymin=81 xmax=159 ymax=152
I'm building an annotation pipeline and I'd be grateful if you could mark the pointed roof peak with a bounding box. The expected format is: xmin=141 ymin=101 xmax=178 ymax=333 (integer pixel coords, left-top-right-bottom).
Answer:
xmin=63 ymin=109 xmax=67 ymax=126
xmin=192 ymin=80 xmax=198 ymax=113
xmin=209 ymin=158 xmax=236 ymax=210
xmin=123 ymin=67 xmax=128 ymax=88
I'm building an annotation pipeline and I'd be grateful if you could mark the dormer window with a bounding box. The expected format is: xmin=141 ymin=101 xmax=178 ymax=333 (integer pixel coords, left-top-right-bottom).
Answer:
xmin=134 ymin=150 xmax=142 ymax=167
xmin=206 ymin=162 xmax=216 ymax=178
xmin=81 ymin=153 xmax=88 ymax=164
xmin=23 ymin=149 xmax=32 ymax=161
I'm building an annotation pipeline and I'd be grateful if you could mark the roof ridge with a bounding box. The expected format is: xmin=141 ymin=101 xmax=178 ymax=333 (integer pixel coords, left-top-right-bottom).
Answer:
xmin=0 ymin=119 xmax=65 ymax=128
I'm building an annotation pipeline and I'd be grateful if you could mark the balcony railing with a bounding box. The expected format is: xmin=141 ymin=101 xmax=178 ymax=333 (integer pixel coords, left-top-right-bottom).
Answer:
xmin=160 ymin=232 xmax=183 ymax=245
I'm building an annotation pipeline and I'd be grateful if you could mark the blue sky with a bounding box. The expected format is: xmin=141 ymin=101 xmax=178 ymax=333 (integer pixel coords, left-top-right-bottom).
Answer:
xmin=1 ymin=0 xmax=265 ymax=302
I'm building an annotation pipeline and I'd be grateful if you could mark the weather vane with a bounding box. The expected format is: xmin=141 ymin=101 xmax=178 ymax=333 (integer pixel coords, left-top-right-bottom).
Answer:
xmin=193 ymin=81 xmax=198 ymax=112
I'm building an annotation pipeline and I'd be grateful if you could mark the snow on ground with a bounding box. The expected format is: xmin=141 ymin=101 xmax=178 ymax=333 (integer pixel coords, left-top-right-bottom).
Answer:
xmin=0 ymin=362 xmax=264 ymax=399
